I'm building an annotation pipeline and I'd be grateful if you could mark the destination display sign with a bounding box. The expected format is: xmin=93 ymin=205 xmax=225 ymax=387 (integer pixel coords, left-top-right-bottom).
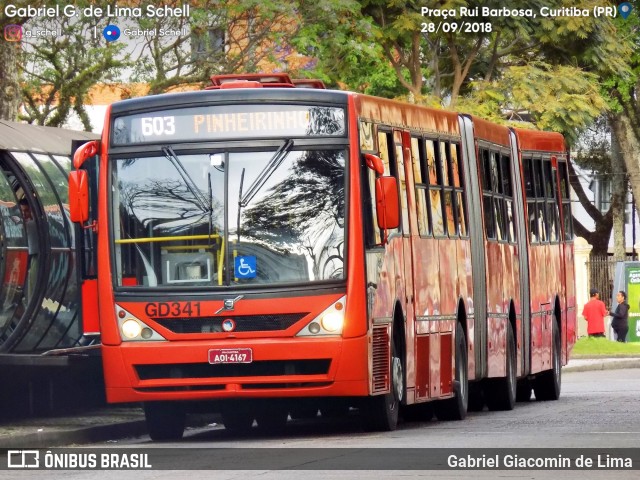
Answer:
xmin=111 ymin=104 xmax=346 ymax=145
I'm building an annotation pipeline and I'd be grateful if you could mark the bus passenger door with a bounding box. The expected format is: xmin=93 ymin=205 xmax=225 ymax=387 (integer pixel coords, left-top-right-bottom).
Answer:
xmin=396 ymin=130 xmax=416 ymax=403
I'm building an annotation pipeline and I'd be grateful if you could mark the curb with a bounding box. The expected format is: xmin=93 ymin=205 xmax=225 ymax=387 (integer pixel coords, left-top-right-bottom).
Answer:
xmin=0 ymin=420 xmax=148 ymax=449
xmin=563 ymin=358 xmax=640 ymax=373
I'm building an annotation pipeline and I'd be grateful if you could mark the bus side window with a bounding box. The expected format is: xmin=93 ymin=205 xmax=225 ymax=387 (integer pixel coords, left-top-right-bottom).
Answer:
xmin=523 ymin=156 xmax=538 ymax=243
xmin=362 ymin=123 xmax=382 ymax=246
xmin=377 ymin=130 xmax=399 ymax=236
xmin=480 ymin=148 xmax=496 ymax=240
xmin=533 ymin=158 xmax=549 ymax=243
xmin=441 ymin=141 xmax=456 ymax=237
xmin=395 ymin=142 xmax=410 ymax=234
xmin=363 ymin=159 xmax=381 ymax=246
xmin=544 ymin=159 xmax=560 ymax=242
xmin=411 ymin=136 xmax=431 ymax=236
xmin=500 ymin=154 xmax=515 ymax=243
xmin=451 ymin=143 xmax=467 ymax=236
xmin=558 ymin=161 xmax=573 ymax=240
xmin=426 ymin=139 xmax=444 ymax=236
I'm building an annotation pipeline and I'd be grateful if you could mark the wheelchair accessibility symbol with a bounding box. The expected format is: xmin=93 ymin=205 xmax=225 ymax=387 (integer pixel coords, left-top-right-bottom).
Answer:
xmin=235 ymin=256 xmax=257 ymax=279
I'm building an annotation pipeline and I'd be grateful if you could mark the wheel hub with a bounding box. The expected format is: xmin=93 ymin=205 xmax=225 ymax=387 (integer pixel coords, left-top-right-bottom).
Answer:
xmin=392 ymin=356 xmax=404 ymax=403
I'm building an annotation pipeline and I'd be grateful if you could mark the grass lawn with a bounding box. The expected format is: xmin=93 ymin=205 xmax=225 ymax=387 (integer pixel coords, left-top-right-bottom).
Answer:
xmin=572 ymin=336 xmax=640 ymax=357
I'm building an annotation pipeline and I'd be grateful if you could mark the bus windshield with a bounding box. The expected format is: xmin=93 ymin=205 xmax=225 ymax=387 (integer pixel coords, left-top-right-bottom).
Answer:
xmin=111 ymin=147 xmax=346 ymax=288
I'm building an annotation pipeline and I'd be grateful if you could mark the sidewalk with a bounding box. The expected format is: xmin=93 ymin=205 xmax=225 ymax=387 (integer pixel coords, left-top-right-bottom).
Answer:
xmin=1 ymin=357 xmax=638 ymax=448
xmin=563 ymin=355 xmax=640 ymax=372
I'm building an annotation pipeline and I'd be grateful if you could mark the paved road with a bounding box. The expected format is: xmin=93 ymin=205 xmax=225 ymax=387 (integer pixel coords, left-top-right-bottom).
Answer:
xmin=2 ymin=368 xmax=638 ymax=480
xmin=120 ymin=367 xmax=639 ymax=449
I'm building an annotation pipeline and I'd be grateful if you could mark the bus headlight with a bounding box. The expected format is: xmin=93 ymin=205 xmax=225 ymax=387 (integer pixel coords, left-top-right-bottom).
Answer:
xmin=122 ymin=319 xmax=142 ymax=339
xmin=115 ymin=304 xmax=166 ymax=342
xmin=296 ymin=296 xmax=346 ymax=336
xmin=321 ymin=311 xmax=344 ymax=332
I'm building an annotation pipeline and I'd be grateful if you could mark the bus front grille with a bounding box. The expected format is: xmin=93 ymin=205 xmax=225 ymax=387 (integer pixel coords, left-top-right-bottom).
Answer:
xmin=153 ymin=313 xmax=309 ymax=333
xmin=135 ymin=359 xmax=331 ymax=380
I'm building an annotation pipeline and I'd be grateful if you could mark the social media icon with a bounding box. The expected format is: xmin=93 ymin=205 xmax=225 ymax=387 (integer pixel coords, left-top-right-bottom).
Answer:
xmin=619 ymin=2 xmax=633 ymax=19
xmin=103 ymin=25 xmax=120 ymax=42
xmin=4 ymin=24 xmax=22 ymax=42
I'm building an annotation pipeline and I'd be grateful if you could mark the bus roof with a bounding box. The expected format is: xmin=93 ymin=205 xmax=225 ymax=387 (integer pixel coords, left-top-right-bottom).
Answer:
xmin=511 ymin=127 xmax=566 ymax=153
xmin=353 ymin=94 xmax=460 ymax=136
xmin=109 ymin=88 xmax=350 ymax=116
xmin=466 ymin=115 xmax=510 ymax=147
xmin=0 ymin=120 xmax=97 ymax=154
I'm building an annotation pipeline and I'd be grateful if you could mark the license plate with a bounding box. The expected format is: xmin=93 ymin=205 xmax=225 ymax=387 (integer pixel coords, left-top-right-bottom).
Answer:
xmin=208 ymin=348 xmax=253 ymax=364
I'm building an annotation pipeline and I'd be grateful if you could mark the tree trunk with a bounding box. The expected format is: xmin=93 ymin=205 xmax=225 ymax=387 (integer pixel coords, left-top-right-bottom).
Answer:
xmin=0 ymin=41 xmax=21 ymax=121
xmin=610 ymin=112 xmax=640 ymax=225
xmin=610 ymin=126 xmax=627 ymax=260
xmin=567 ymin=159 xmax=613 ymax=256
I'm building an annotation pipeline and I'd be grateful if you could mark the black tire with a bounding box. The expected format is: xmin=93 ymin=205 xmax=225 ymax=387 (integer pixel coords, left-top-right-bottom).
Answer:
xmin=363 ymin=331 xmax=403 ymax=431
xmin=485 ymin=322 xmax=516 ymax=411
xmin=534 ymin=320 xmax=562 ymax=401
xmin=516 ymin=379 xmax=533 ymax=402
xmin=435 ymin=323 xmax=468 ymax=421
xmin=144 ymin=401 xmax=186 ymax=441
xmin=221 ymin=405 xmax=255 ymax=433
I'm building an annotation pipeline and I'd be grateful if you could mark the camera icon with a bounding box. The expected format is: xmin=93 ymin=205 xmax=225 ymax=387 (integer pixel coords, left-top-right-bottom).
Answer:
xmin=4 ymin=24 xmax=23 ymax=42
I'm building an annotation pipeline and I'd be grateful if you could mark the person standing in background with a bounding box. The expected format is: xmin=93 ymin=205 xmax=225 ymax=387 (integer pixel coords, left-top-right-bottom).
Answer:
xmin=582 ymin=288 xmax=607 ymax=338
xmin=610 ymin=290 xmax=630 ymax=342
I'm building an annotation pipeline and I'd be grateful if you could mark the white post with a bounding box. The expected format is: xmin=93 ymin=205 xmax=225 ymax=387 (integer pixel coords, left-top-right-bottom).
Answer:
xmin=574 ymin=236 xmax=593 ymax=339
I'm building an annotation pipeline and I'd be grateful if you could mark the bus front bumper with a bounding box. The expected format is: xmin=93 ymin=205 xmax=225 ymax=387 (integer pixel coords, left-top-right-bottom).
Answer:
xmin=102 ymin=335 xmax=370 ymax=403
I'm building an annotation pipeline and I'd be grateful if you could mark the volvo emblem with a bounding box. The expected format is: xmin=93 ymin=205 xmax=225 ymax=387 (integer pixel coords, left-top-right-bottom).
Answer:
xmin=222 ymin=318 xmax=236 ymax=332
xmin=214 ymin=295 xmax=244 ymax=314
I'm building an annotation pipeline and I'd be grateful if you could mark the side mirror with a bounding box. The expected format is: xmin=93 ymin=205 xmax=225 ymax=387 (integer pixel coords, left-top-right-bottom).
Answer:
xmin=73 ymin=140 xmax=99 ymax=169
xmin=375 ymin=176 xmax=399 ymax=231
xmin=364 ymin=153 xmax=384 ymax=175
xmin=69 ymin=170 xmax=89 ymax=223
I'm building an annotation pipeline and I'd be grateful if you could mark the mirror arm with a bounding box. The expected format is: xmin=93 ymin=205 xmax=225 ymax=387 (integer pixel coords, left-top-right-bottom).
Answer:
xmin=82 ymin=220 xmax=98 ymax=233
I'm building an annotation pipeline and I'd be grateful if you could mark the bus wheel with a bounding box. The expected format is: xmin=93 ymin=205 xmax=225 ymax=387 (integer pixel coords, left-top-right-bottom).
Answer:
xmin=485 ymin=322 xmax=516 ymax=411
xmin=435 ymin=323 xmax=468 ymax=420
xmin=144 ymin=401 xmax=186 ymax=441
xmin=534 ymin=320 xmax=561 ymax=401
xmin=221 ymin=404 xmax=255 ymax=433
xmin=363 ymin=334 xmax=403 ymax=431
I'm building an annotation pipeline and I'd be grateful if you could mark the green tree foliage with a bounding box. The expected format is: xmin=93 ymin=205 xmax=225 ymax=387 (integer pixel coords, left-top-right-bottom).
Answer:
xmin=0 ymin=0 xmax=45 ymax=121
xmin=19 ymin=1 xmax=128 ymax=129
xmin=603 ymin=0 xmax=640 ymax=230
xmin=132 ymin=0 xmax=302 ymax=93
xmin=296 ymin=0 xmax=633 ymax=255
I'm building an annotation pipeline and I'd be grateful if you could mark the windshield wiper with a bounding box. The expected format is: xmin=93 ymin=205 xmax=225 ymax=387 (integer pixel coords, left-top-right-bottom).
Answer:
xmin=237 ymin=167 xmax=245 ymax=242
xmin=240 ymin=139 xmax=293 ymax=207
xmin=162 ymin=146 xmax=209 ymax=213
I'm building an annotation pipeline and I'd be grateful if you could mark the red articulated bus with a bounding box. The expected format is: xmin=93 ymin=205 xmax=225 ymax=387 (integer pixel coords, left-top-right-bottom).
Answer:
xmin=69 ymin=73 xmax=576 ymax=440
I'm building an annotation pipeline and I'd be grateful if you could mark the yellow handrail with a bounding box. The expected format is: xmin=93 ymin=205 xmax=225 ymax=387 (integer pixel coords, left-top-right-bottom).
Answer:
xmin=217 ymin=238 xmax=224 ymax=286
xmin=115 ymin=234 xmax=220 ymax=244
